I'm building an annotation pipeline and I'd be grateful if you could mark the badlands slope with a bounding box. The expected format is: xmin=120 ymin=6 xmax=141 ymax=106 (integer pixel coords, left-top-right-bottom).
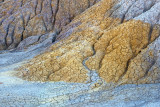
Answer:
xmin=0 ymin=0 xmax=160 ymax=106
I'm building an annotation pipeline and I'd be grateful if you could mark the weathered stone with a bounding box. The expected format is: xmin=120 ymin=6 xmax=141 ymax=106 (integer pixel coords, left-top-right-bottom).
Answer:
xmin=1 ymin=0 xmax=160 ymax=106
xmin=16 ymin=0 xmax=160 ymax=84
xmin=0 ymin=0 xmax=100 ymax=50
xmin=17 ymin=35 xmax=40 ymax=50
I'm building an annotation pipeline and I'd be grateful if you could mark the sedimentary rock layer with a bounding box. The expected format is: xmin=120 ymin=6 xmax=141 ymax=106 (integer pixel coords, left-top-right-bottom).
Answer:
xmin=16 ymin=0 xmax=160 ymax=85
xmin=0 ymin=0 xmax=100 ymax=50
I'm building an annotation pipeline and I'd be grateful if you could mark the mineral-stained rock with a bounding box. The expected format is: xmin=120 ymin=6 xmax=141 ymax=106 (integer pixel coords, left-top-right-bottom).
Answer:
xmin=1 ymin=0 xmax=160 ymax=84
xmin=1 ymin=0 xmax=160 ymax=106
xmin=16 ymin=0 xmax=160 ymax=85
xmin=97 ymin=21 xmax=159 ymax=83
xmin=0 ymin=0 xmax=100 ymax=50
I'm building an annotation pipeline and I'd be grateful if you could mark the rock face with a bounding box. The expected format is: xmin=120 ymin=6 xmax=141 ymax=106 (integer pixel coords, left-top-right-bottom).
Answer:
xmin=16 ymin=0 xmax=160 ymax=85
xmin=0 ymin=0 xmax=100 ymax=50
xmin=1 ymin=0 xmax=160 ymax=106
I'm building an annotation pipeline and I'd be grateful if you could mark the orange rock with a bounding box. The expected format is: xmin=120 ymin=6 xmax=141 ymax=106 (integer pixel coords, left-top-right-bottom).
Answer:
xmin=15 ymin=0 xmax=160 ymax=85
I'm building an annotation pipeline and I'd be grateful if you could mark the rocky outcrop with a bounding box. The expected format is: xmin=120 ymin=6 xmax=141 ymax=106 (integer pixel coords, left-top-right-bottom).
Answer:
xmin=16 ymin=0 xmax=160 ymax=85
xmin=1 ymin=0 xmax=160 ymax=106
xmin=0 ymin=0 xmax=100 ymax=50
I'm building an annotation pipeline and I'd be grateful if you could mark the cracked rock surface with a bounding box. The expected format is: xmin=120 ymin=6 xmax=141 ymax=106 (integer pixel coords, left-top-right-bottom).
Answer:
xmin=1 ymin=0 xmax=160 ymax=106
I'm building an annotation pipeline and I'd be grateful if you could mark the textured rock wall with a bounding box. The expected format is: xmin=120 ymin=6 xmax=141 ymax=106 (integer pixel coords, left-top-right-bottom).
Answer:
xmin=1 ymin=0 xmax=160 ymax=106
xmin=0 ymin=0 xmax=100 ymax=50
xmin=16 ymin=0 xmax=160 ymax=85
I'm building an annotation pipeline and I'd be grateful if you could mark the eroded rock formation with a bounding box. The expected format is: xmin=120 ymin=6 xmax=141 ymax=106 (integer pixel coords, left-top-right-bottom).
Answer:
xmin=1 ymin=0 xmax=160 ymax=106
xmin=0 ymin=0 xmax=100 ymax=50
xmin=14 ymin=0 xmax=160 ymax=85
